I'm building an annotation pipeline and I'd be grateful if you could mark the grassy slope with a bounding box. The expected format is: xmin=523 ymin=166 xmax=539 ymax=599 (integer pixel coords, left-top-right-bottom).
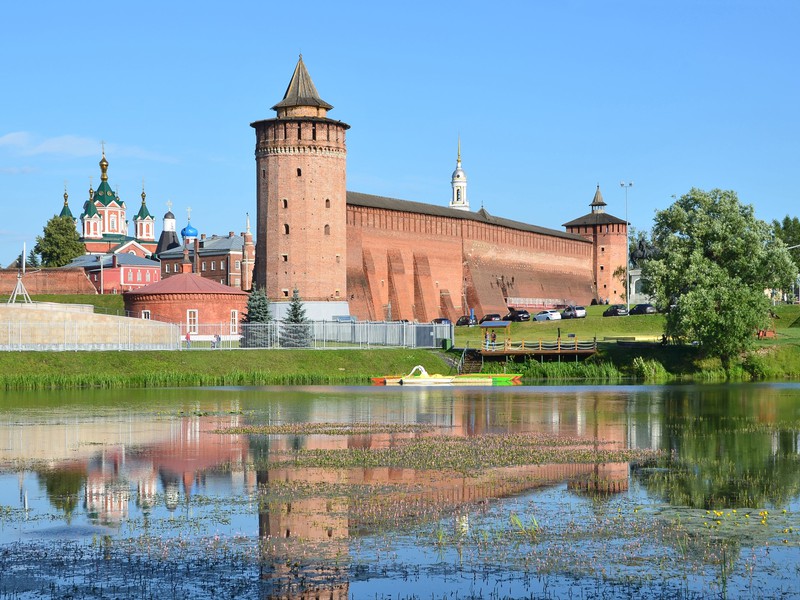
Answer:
xmin=0 ymin=348 xmax=452 ymax=389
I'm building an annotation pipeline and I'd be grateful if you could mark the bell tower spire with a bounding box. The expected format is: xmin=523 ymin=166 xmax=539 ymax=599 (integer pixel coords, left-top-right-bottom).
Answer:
xmin=449 ymin=137 xmax=469 ymax=211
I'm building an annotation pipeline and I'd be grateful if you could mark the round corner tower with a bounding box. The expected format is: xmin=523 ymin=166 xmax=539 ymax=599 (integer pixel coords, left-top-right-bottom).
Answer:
xmin=250 ymin=55 xmax=350 ymax=302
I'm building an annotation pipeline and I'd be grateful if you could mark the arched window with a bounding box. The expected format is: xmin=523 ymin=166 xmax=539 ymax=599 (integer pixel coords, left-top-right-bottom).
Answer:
xmin=297 ymin=123 xmax=302 ymax=138
xmin=296 ymin=168 xmax=302 ymax=177
xmin=284 ymin=224 xmax=290 ymax=235
xmin=324 ymin=224 xmax=330 ymax=235
xmin=325 ymin=198 xmax=330 ymax=208
xmin=282 ymin=199 xmax=288 ymax=208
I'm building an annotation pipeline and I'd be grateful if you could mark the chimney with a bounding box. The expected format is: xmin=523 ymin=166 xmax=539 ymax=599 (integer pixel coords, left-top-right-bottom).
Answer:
xmin=229 ymin=231 xmax=234 ymax=238
xmin=193 ymin=238 xmax=200 ymax=274
xmin=182 ymin=245 xmax=192 ymax=274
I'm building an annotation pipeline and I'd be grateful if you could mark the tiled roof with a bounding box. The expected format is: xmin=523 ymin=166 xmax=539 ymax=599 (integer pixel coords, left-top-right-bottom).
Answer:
xmin=272 ymin=55 xmax=333 ymax=111
xmin=159 ymin=235 xmax=245 ymax=258
xmin=123 ymin=272 xmax=248 ymax=296
xmin=346 ymin=192 xmax=588 ymax=243
xmin=562 ymin=212 xmax=627 ymax=227
xmin=64 ymin=254 xmax=160 ymax=269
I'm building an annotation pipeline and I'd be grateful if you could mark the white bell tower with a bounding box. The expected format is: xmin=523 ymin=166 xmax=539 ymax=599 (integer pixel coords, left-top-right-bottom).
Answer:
xmin=449 ymin=137 xmax=469 ymax=211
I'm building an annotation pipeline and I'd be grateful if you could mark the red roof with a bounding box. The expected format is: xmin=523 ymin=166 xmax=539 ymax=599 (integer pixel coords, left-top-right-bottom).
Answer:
xmin=123 ymin=273 xmax=248 ymax=296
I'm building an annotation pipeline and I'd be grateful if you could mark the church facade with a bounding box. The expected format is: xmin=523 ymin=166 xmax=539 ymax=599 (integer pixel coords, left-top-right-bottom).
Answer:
xmin=60 ymin=152 xmax=158 ymax=257
xmin=251 ymin=57 xmax=628 ymax=321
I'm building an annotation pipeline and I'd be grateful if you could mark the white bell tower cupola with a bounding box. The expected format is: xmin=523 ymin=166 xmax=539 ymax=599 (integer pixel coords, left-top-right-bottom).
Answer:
xmin=449 ymin=137 xmax=469 ymax=211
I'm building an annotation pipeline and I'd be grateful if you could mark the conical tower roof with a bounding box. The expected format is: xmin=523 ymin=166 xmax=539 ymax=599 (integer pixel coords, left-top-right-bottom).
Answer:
xmin=134 ymin=189 xmax=153 ymax=220
xmin=271 ymin=55 xmax=333 ymax=112
xmin=590 ymin=185 xmax=606 ymax=210
xmin=59 ymin=189 xmax=74 ymax=219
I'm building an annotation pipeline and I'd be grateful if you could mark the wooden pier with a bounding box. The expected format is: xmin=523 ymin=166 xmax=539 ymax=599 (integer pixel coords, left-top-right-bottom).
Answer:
xmin=480 ymin=337 xmax=598 ymax=359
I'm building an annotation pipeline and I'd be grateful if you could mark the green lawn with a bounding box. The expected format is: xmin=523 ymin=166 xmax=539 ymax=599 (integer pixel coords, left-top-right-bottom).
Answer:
xmin=455 ymin=303 xmax=800 ymax=349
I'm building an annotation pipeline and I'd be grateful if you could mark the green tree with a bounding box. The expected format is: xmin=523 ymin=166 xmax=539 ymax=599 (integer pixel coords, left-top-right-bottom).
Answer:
xmin=34 ymin=215 xmax=84 ymax=267
xmin=281 ymin=288 xmax=310 ymax=347
xmin=642 ymin=188 xmax=795 ymax=369
xmin=242 ymin=287 xmax=272 ymax=347
xmin=772 ymin=215 xmax=800 ymax=269
xmin=27 ymin=248 xmax=40 ymax=268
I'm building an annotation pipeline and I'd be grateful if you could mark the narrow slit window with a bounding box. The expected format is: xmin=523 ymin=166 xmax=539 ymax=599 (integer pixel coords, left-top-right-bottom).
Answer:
xmin=283 ymin=224 xmax=290 ymax=235
xmin=296 ymin=168 xmax=302 ymax=177
xmin=324 ymin=224 xmax=330 ymax=235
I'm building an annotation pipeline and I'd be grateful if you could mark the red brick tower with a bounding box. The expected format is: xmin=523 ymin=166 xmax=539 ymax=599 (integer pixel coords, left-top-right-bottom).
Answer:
xmin=250 ymin=56 xmax=350 ymax=303
xmin=562 ymin=186 xmax=628 ymax=304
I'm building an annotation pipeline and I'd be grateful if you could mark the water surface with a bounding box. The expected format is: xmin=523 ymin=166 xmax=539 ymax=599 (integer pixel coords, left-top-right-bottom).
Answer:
xmin=1 ymin=384 xmax=799 ymax=598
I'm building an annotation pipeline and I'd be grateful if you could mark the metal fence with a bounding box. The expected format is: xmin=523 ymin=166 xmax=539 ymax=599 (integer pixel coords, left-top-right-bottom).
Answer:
xmin=178 ymin=321 xmax=454 ymax=350
xmin=1 ymin=319 xmax=453 ymax=352
xmin=0 ymin=320 xmax=181 ymax=352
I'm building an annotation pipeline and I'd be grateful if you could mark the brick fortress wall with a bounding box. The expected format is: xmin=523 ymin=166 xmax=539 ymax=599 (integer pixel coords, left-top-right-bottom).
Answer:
xmin=346 ymin=206 xmax=595 ymax=321
xmin=0 ymin=268 xmax=97 ymax=296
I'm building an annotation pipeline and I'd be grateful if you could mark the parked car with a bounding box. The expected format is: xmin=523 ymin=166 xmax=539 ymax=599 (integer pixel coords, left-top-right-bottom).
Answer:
xmin=561 ymin=305 xmax=587 ymax=319
xmin=479 ymin=313 xmax=502 ymax=324
xmin=455 ymin=315 xmax=478 ymax=326
xmin=603 ymin=304 xmax=629 ymax=317
xmin=630 ymin=303 xmax=656 ymax=315
xmin=431 ymin=317 xmax=451 ymax=324
xmin=503 ymin=309 xmax=531 ymax=322
xmin=533 ymin=310 xmax=562 ymax=321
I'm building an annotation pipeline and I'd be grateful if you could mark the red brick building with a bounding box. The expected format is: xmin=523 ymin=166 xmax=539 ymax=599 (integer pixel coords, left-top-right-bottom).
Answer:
xmin=251 ymin=57 xmax=628 ymax=322
xmin=123 ymin=262 xmax=247 ymax=331
xmin=65 ymin=253 xmax=161 ymax=294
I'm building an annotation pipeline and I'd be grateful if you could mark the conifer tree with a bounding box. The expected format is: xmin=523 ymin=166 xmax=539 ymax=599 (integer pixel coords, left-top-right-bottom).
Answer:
xmin=281 ymin=288 xmax=310 ymax=347
xmin=242 ymin=288 xmax=272 ymax=347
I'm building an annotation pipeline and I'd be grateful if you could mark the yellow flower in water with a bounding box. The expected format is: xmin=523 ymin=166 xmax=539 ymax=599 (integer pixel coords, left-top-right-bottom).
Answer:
xmin=732 ymin=509 xmax=737 ymax=514
xmin=716 ymin=520 xmax=721 ymax=525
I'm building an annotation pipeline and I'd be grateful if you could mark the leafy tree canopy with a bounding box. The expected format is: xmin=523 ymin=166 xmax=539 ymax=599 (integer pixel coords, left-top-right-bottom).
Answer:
xmin=34 ymin=215 xmax=84 ymax=267
xmin=642 ymin=188 xmax=795 ymax=368
xmin=772 ymin=215 xmax=800 ymax=270
xmin=244 ymin=287 xmax=272 ymax=323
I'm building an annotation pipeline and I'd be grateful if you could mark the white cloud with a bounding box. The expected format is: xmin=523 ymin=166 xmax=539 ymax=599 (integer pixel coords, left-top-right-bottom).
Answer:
xmin=0 ymin=166 xmax=36 ymax=174
xmin=0 ymin=131 xmax=178 ymax=163
xmin=29 ymin=135 xmax=99 ymax=157
xmin=0 ymin=132 xmax=32 ymax=148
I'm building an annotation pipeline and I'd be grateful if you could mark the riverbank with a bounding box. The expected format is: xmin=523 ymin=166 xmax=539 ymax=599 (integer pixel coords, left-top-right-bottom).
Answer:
xmin=0 ymin=348 xmax=452 ymax=390
xmin=1 ymin=342 xmax=799 ymax=390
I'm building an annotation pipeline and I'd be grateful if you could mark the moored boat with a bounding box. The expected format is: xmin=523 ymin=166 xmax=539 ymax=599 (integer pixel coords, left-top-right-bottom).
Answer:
xmin=372 ymin=366 xmax=521 ymax=386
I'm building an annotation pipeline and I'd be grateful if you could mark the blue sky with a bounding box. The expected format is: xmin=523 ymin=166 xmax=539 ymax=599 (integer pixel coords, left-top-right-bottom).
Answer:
xmin=2 ymin=1 xmax=798 ymax=265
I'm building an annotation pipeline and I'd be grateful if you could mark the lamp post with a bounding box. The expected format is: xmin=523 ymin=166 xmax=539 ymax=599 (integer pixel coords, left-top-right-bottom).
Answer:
xmin=620 ymin=181 xmax=633 ymax=313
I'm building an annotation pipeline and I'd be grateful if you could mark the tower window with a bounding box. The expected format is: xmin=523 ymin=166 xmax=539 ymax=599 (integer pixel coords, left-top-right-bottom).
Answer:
xmin=325 ymin=198 xmax=330 ymax=208
xmin=282 ymin=199 xmax=288 ymax=208
xmin=324 ymin=224 xmax=330 ymax=235
xmin=281 ymin=254 xmax=288 ymax=262
xmin=262 ymin=169 xmax=265 ymax=179
xmin=296 ymin=168 xmax=302 ymax=177
xmin=600 ymin=265 xmax=604 ymax=271
xmin=282 ymin=289 xmax=289 ymax=297
xmin=283 ymin=123 xmax=287 ymax=139
xmin=297 ymin=123 xmax=302 ymax=138
xmin=283 ymin=224 xmax=290 ymax=234
xmin=312 ymin=123 xmax=316 ymax=141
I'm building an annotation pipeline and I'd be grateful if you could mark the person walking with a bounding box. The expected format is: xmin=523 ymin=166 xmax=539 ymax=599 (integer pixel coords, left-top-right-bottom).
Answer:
xmin=185 ymin=331 xmax=191 ymax=349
